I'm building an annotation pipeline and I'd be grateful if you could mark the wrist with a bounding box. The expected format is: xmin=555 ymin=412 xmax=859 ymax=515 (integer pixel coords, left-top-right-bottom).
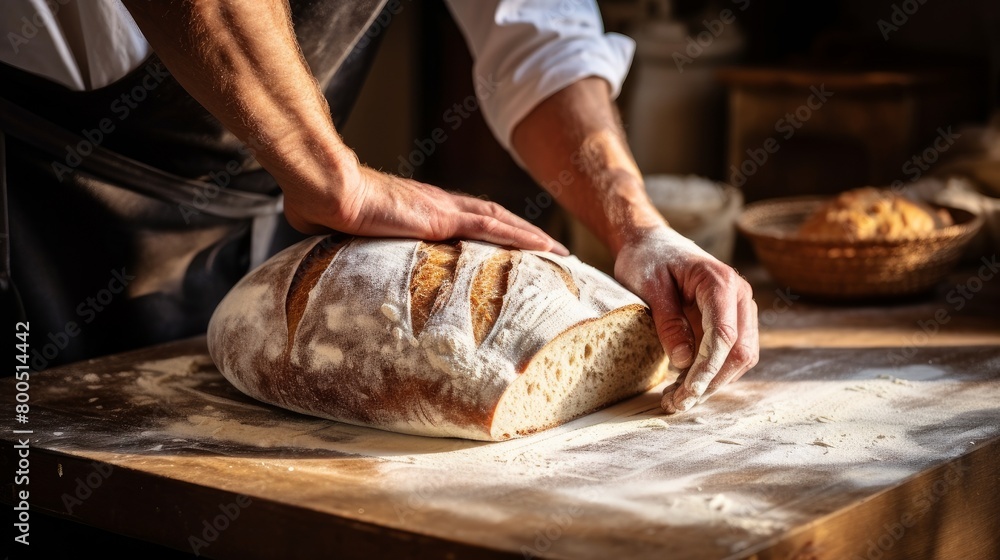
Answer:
xmin=262 ymin=128 xmax=363 ymax=234
xmin=600 ymin=175 xmax=670 ymax=256
xmin=263 ymin=128 xmax=358 ymax=195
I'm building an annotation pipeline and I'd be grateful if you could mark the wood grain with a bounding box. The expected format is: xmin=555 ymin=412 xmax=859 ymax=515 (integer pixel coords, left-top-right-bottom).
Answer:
xmin=2 ymin=266 xmax=998 ymax=559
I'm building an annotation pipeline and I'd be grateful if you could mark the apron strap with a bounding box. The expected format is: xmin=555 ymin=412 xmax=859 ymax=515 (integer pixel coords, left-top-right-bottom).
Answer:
xmin=0 ymin=96 xmax=283 ymax=220
xmin=0 ymin=0 xmax=393 ymax=316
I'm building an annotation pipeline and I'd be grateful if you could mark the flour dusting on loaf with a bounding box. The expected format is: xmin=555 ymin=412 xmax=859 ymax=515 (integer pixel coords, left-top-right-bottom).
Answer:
xmin=208 ymin=236 xmax=670 ymax=441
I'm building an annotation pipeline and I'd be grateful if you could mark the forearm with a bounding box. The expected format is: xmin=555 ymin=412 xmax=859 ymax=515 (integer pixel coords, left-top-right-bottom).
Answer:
xmin=510 ymin=77 xmax=664 ymax=256
xmin=122 ymin=0 xmax=354 ymax=198
xmin=124 ymin=0 xmax=563 ymax=250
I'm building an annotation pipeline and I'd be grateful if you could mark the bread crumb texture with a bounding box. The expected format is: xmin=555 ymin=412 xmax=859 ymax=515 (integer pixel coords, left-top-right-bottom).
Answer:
xmin=208 ymin=237 xmax=669 ymax=440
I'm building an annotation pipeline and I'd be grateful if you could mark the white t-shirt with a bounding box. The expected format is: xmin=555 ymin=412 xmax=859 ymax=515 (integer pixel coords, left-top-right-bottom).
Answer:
xmin=0 ymin=0 xmax=633 ymax=151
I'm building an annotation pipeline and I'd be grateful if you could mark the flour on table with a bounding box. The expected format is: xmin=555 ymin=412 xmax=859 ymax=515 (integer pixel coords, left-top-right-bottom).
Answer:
xmin=91 ymin=346 xmax=1000 ymax=560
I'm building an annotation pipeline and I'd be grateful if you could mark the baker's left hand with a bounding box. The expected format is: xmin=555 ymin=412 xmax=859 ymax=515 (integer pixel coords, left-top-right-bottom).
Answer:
xmin=614 ymin=225 xmax=759 ymax=414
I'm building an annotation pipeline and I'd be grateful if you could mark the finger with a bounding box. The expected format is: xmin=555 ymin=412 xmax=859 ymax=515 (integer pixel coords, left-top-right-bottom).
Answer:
xmin=451 ymin=213 xmax=556 ymax=252
xmin=646 ymin=276 xmax=696 ymax=370
xmin=683 ymin=301 xmax=705 ymax=362
xmin=455 ymin=196 xmax=555 ymax=246
xmin=453 ymin=196 xmax=569 ymax=255
xmin=670 ymin=281 xmax=739 ymax=412
xmin=661 ymin=303 xmax=702 ymax=414
xmin=660 ymin=365 xmax=688 ymax=413
xmin=702 ymin=294 xmax=759 ymax=400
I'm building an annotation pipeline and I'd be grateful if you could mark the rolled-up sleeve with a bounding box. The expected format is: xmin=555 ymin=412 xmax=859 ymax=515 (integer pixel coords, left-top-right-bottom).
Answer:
xmin=443 ymin=0 xmax=635 ymax=152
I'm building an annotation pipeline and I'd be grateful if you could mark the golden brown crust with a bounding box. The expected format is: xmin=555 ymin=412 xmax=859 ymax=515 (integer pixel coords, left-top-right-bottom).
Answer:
xmin=541 ymin=258 xmax=580 ymax=298
xmin=470 ymin=249 xmax=514 ymax=345
xmin=286 ymin=236 xmax=347 ymax=349
xmin=798 ymin=187 xmax=953 ymax=241
xmin=209 ymin=235 xmax=661 ymax=441
xmin=409 ymin=242 xmax=461 ymax=336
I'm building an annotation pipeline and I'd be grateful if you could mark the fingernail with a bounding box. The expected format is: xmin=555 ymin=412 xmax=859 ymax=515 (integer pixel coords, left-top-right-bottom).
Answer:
xmin=675 ymin=396 xmax=698 ymax=412
xmin=553 ymin=241 xmax=570 ymax=256
xmin=661 ymin=393 xmax=677 ymax=414
xmin=670 ymin=344 xmax=693 ymax=368
xmin=689 ymin=379 xmax=709 ymax=397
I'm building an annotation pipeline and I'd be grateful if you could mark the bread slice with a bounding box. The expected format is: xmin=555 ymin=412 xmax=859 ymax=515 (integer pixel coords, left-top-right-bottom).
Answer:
xmin=208 ymin=236 xmax=670 ymax=441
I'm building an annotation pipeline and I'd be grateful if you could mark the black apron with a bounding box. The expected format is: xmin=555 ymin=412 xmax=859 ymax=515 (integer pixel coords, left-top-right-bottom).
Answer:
xmin=0 ymin=0 xmax=389 ymax=370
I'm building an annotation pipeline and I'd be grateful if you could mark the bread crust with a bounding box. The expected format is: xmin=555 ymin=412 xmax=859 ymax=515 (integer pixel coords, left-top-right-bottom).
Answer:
xmin=798 ymin=187 xmax=953 ymax=241
xmin=208 ymin=236 xmax=669 ymax=440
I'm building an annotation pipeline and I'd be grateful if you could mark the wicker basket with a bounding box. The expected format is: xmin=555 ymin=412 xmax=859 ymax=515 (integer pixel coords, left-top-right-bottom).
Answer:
xmin=736 ymin=196 xmax=984 ymax=299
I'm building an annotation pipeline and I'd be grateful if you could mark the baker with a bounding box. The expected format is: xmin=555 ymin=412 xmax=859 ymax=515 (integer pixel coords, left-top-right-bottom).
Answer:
xmin=0 ymin=0 xmax=757 ymax=414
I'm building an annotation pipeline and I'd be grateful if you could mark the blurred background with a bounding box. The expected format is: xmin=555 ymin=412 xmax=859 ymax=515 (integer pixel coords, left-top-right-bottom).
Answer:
xmin=342 ymin=0 xmax=999 ymax=267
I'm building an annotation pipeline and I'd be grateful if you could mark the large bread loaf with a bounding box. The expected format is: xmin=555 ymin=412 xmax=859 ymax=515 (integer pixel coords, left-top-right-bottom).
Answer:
xmin=208 ymin=235 xmax=670 ymax=441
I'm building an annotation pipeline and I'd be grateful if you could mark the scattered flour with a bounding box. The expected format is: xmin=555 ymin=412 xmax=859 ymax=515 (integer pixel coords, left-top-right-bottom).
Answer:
xmin=101 ymin=347 xmax=1000 ymax=560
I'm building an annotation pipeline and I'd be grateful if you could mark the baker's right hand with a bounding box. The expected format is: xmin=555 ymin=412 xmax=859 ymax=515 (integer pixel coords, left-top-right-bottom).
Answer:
xmin=282 ymin=158 xmax=568 ymax=255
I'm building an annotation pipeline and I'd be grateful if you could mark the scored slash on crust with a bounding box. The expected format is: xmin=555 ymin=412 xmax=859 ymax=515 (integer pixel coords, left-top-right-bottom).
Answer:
xmin=210 ymin=236 xmax=673 ymax=441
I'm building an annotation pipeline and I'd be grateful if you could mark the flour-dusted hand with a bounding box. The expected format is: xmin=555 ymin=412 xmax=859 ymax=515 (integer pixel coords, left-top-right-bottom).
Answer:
xmin=614 ymin=226 xmax=759 ymax=414
xmin=282 ymin=163 xmax=568 ymax=255
xmin=507 ymin=78 xmax=759 ymax=412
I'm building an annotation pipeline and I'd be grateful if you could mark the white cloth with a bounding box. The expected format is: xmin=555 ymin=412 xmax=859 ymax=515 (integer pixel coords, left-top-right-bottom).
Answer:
xmin=0 ymin=0 xmax=633 ymax=152
xmin=0 ymin=0 xmax=150 ymax=90
xmin=445 ymin=0 xmax=635 ymax=150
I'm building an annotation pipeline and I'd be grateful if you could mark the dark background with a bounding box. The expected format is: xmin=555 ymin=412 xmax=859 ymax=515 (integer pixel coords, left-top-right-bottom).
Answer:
xmin=8 ymin=0 xmax=999 ymax=557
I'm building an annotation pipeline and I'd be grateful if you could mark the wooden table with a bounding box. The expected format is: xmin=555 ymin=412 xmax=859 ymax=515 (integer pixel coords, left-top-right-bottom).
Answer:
xmin=3 ymin=267 xmax=999 ymax=559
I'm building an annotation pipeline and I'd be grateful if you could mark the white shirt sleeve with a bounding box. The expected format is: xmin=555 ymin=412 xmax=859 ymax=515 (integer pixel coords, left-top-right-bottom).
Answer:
xmin=0 ymin=0 xmax=149 ymax=91
xmin=443 ymin=0 xmax=635 ymax=153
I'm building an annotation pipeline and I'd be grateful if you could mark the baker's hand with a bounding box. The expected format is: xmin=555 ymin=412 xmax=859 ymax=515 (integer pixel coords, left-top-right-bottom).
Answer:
xmin=282 ymin=159 xmax=568 ymax=255
xmin=614 ymin=226 xmax=759 ymax=414
xmin=121 ymin=0 xmax=565 ymax=254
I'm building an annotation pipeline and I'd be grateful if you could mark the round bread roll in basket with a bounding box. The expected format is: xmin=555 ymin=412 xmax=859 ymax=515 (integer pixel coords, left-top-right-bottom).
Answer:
xmin=737 ymin=191 xmax=984 ymax=300
xmin=208 ymin=236 xmax=671 ymax=441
